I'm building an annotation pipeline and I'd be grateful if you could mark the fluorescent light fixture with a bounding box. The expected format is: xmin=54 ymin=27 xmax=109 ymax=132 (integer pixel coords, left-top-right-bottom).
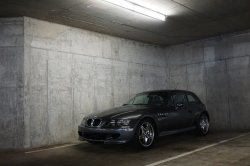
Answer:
xmin=104 ymin=0 xmax=166 ymax=21
xmin=105 ymin=0 xmax=133 ymax=10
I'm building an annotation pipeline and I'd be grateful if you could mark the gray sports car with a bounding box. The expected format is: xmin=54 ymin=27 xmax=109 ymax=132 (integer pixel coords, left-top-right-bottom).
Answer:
xmin=78 ymin=90 xmax=210 ymax=149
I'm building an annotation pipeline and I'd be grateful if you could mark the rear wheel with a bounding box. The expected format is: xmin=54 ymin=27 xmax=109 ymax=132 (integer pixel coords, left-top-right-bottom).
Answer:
xmin=134 ymin=119 xmax=155 ymax=149
xmin=195 ymin=113 xmax=209 ymax=135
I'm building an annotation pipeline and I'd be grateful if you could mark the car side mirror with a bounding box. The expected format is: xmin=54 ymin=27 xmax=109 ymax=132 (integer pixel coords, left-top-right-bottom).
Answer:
xmin=176 ymin=103 xmax=184 ymax=108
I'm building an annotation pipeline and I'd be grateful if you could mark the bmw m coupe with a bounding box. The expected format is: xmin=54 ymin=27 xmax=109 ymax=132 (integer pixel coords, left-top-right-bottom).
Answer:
xmin=78 ymin=90 xmax=209 ymax=149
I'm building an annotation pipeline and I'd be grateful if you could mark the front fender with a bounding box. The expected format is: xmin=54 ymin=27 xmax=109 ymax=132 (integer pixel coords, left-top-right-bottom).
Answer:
xmin=137 ymin=114 xmax=160 ymax=137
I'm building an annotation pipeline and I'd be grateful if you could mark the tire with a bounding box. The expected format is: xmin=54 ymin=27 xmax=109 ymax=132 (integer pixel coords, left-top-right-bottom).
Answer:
xmin=195 ymin=113 xmax=209 ymax=136
xmin=134 ymin=119 xmax=155 ymax=149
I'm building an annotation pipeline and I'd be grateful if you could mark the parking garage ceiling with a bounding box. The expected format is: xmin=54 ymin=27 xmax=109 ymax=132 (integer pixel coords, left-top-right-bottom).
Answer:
xmin=1 ymin=0 xmax=250 ymax=46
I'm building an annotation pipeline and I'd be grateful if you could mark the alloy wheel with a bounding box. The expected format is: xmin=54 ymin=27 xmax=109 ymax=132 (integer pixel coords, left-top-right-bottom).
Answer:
xmin=199 ymin=115 xmax=209 ymax=134
xmin=138 ymin=122 xmax=154 ymax=147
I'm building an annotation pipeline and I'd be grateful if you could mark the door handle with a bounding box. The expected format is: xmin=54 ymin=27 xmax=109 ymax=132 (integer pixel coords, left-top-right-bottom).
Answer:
xmin=188 ymin=110 xmax=192 ymax=113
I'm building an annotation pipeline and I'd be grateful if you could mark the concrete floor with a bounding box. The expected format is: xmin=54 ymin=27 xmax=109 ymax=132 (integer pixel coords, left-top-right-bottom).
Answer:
xmin=1 ymin=131 xmax=250 ymax=166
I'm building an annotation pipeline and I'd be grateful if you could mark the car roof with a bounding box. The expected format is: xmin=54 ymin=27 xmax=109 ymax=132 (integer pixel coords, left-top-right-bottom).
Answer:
xmin=136 ymin=89 xmax=195 ymax=94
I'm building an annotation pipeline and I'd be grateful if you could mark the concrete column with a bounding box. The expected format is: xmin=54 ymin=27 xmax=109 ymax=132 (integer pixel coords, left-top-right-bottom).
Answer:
xmin=0 ymin=18 xmax=24 ymax=148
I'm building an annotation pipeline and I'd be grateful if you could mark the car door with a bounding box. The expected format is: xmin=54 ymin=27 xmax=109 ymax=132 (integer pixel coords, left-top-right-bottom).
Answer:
xmin=151 ymin=94 xmax=170 ymax=132
xmin=156 ymin=92 xmax=187 ymax=131
xmin=185 ymin=92 xmax=200 ymax=126
xmin=163 ymin=94 xmax=183 ymax=131
xmin=166 ymin=92 xmax=191 ymax=130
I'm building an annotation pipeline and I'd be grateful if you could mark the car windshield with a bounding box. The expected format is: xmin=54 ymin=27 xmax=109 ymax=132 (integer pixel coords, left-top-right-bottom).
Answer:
xmin=125 ymin=92 xmax=169 ymax=106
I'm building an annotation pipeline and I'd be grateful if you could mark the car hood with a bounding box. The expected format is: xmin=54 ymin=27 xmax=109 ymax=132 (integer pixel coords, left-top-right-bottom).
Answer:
xmin=84 ymin=105 xmax=154 ymax=119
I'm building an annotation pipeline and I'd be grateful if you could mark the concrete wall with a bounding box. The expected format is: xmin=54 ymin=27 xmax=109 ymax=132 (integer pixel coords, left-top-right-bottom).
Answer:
xmin=1 ymin=16 xmax=250 ymax=148
xmin=166 ymin=31 xmax=250 ymax=130
xmin=23 ymin=17 xmax=166 ymax=148
xmin=0 ymin=18 xmax=24 ymax=148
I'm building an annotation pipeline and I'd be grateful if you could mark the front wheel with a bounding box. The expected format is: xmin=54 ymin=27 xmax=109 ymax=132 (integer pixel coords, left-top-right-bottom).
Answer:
xmin=195 ymin=113 xmax=209 ymax=136
xmin=134 ymin=119 xmax=155 ymax=149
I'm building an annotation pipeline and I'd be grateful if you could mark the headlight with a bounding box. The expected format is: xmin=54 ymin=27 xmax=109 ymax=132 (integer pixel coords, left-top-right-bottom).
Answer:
xmin=117 ymin=119 xmax=131 ymax=126
xmin=81 ymin=119 xmax=86 ymax=125
xmin=107 ymin=120 xmax=116 ymax=126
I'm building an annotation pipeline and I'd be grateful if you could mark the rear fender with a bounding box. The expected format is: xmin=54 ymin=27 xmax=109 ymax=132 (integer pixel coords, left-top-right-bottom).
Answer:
xmin=192 ymin=111 xmax=210 ymax=126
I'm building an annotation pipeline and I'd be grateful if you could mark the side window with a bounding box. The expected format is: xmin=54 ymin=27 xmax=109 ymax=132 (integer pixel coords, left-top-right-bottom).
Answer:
xmin=172 ymin=92 xmax=188 ymax=107
xmin=187 ymin=93 xmax=199 ymax=105
xmin=151 ymin=95 xmax=164 ymax=105
xmin=166 ymin=96 xmax=175 ymax=108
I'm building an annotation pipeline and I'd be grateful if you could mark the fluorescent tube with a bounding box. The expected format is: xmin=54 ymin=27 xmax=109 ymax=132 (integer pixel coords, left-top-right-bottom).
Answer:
xmin=105 ymin=0 xmax=133 ymax=10
xmin=133 ymin=5 xmax=166 ymax=21
xmin=104 ymin=0 xmax=166 ymax=21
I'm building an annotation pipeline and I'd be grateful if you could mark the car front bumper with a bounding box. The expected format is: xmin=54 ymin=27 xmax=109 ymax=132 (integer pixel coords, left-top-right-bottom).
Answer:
xmin=78 ymin=125 xmax=136 ymax=144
